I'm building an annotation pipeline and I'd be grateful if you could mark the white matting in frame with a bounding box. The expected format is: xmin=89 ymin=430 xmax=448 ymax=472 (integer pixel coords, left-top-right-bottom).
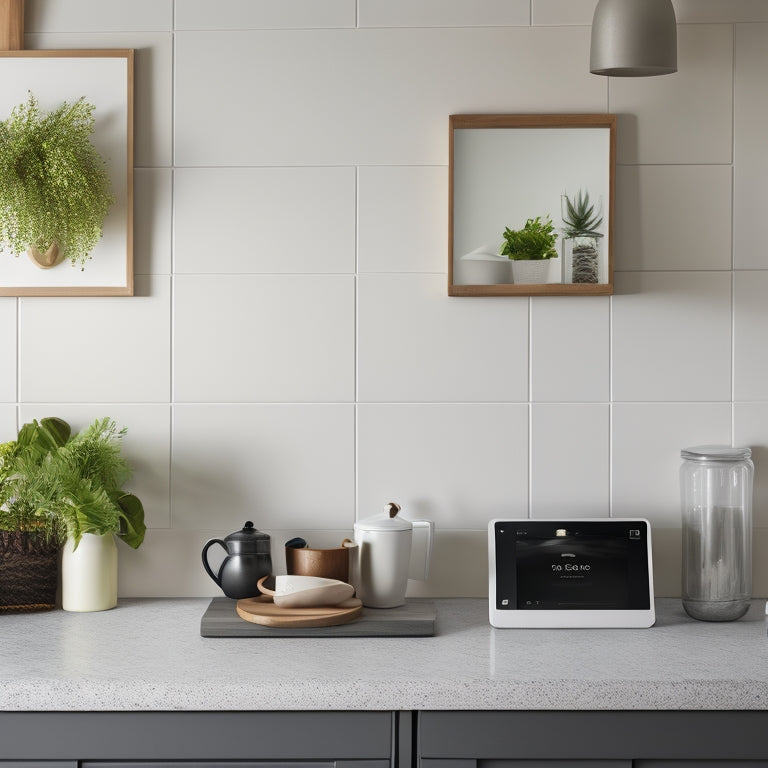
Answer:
xmin=0 ymin=50 xmax=134 ymax=296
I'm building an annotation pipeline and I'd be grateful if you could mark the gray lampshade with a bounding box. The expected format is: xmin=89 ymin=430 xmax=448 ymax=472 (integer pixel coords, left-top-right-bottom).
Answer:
xmin=590 ymin=0 xmax=677 ymax=77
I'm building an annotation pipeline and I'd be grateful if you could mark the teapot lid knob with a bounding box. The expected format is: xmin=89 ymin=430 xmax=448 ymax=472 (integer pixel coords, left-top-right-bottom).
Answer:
xmin=244 ymin=521 xmax=254 ymax=529
xmin=385 ymin=502 xmax=401 ymax=519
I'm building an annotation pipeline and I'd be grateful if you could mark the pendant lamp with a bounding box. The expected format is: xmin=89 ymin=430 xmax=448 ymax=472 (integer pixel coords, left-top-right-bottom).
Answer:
xmin=590 ymin=0 xmax=677 ymax=77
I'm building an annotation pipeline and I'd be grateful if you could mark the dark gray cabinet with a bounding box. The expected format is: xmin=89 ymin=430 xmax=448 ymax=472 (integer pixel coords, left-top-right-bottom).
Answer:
xmin=417 ymin=712 xmax=768 ymax=765
xmin=0 ymin=712 xmax=395 ymax=764
xmin=3 ymin=711 xmax=768 ymax=767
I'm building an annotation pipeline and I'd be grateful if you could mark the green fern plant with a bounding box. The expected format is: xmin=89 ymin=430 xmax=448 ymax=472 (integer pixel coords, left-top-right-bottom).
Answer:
xmin=499 ymin=216 xmax=558 ymax=261
xmin=0 ymin=93 xmax=115 ymax=269
xmin=561 ymin=189 xmax=604 ymax=239
xmin=0 ymin=417 xmax=145 ymax=549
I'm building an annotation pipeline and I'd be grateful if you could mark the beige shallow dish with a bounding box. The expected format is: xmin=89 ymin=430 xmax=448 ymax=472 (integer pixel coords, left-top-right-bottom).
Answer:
xmin=257 ymin=574 xmax=355 ymax=608
xmin=237 ymin=595 xmax=362 ymax=628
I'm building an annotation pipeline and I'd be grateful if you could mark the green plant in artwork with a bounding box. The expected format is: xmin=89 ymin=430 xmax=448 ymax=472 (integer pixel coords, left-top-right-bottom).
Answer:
xmin=0 ymin=92 xmax=115 ymax=269
xmin=499 ymin=216 xmax=558 ymax=261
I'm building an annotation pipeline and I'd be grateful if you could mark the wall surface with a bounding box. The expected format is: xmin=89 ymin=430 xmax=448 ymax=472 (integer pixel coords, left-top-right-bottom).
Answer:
xmin=2 ymin=0 xmax=768 ymax=598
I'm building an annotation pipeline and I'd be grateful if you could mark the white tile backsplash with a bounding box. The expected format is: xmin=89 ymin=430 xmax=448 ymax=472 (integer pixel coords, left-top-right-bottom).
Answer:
xmin=175 ymin=0 xmax=357 ymax=30
xmin=7 ymin=0 xmax=768 ymax=599
xmin=532 ymin=0 xmax=596 ymax=26
xmin=171 ymin=404 xmax=355 ymax=532
xmin=615 ymin=165 xmax=732 ymax=272
xmin=19 ymin=275 xmax=171 ymax=403
xmin=612 ymin=403 xmax=733 ymax=527
xmin=531 ymin=404 xmax=610 ymax=517
xmin=611 ymin=24 xmax=733 ymax=165
xmin=25 ymin=0 xmax=173 ymax=32
xmin=359 ymin=0 xmax=530 ymax=28
xmin=358 ymin=166 xmax=447 ymax=274
xmin=134 ymin=169 xmax=173 ymax=275
xmin=357 ymin=403 xmax=529 ymax=529
xmin=734 ymin=23 xmax=768 ymax=270
xmin=734 ymin=271 xmax=768 ymax=402
xmin=174 ymin=168 xmax=355 ymax=274
xmin=612 ymin=272 xmax=732 ymax=402
xmin=0 ymin=300 xmax=16 ymax=403
xmin=0 ymin=405 xmax=16 ymax=441
xmin=531 ymin=297 xmax=609 ymax=402
xmin=173 ymin=275 xmax=355 ymax=402
xmin=357 ymin=274 xmax=528 ymax=402
xmin=174 ymin=26 xmax=605 ymax=167
xmin=734 ymin=403 xmax=768 ymax=528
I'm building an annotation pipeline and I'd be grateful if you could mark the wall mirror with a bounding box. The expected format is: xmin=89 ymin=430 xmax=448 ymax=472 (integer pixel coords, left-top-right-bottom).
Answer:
xmin=449 ymin=114 xmax=615 ymax=297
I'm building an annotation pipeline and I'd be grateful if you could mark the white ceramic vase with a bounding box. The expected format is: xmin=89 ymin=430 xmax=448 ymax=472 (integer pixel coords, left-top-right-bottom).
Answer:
xmin=62 ymin=533 xmax=118 ymax=612
xmin=511 ymin=259 xmax=551 ymax=284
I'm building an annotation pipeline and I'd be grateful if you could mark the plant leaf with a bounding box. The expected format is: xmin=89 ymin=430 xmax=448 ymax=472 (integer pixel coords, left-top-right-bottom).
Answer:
xmin=116 ymin=493 xmax=146 ymax=549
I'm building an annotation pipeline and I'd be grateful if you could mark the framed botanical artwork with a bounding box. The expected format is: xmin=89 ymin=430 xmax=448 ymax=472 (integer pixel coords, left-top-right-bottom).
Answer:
xmin=449 ymin=114 xmax=615 ymax=297
xmin=0 ymin=50 xmax=133 ymax=296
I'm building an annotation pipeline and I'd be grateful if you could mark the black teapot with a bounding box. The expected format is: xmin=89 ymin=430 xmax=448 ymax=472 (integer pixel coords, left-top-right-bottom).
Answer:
xmin=202 ymin=521 xmax=272 ymax=599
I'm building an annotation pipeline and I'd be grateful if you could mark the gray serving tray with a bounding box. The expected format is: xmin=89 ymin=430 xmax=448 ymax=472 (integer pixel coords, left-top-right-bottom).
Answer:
xmin=200 ymin=596 xmax=436 ymax=637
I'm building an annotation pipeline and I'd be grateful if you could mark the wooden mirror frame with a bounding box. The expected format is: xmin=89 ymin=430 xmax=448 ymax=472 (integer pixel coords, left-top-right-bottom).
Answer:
xmin=448 ymin=114 xmax=615 ymax=297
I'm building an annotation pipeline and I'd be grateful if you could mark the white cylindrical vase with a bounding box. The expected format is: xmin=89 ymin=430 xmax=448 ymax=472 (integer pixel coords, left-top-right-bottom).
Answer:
xmin=62 ymin=533 xmax=118 ymax=612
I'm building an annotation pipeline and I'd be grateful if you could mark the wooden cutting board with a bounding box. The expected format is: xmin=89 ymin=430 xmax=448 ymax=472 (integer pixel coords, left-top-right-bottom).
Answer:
xmin=236 ymin=595 xmax=363 ymax=628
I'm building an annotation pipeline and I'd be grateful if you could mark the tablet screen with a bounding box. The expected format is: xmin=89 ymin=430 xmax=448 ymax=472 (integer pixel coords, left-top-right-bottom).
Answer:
xmin=489 ymin=519 xmax=654 ymax=627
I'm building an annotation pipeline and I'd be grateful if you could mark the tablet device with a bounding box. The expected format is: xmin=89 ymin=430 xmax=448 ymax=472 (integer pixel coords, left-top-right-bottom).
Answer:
xmin=488 ymin=518 xmax=655 ymax=628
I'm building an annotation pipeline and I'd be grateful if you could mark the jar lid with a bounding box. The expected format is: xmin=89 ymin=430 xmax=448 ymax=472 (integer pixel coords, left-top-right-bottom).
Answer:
xmin=681 ymin=445 xmax=752 ymax=461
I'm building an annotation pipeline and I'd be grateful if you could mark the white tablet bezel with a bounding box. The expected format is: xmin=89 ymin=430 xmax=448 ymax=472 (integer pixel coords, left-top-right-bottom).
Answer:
xmin=488 ymin=518 xmax=655 ymax=629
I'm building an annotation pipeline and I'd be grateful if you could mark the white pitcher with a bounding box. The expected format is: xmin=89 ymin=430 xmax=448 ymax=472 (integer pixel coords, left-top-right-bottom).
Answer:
xmin=351 ymin=502 xmax=433 ymax=608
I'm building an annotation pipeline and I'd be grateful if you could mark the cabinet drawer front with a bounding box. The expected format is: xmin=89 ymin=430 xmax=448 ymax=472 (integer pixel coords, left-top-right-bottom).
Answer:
xmin=419 ymin=712 xmax=768 ymax=761
xmin=421 ymin=761 xmax=630 ymax=768
xmin=0 ymin=763 xmax=76 ymax=768
xmin=0 ymin=713 xmax=393 ymax=761
xmin=86 ymin=763 xmax=390 ymax=768
xmin=636 ymin=763 xmax=768 ymax=767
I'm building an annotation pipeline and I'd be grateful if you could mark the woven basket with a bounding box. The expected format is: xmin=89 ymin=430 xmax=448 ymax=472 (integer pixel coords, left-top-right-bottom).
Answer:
xmin=0 ymin=530 xmax=59 ymax=613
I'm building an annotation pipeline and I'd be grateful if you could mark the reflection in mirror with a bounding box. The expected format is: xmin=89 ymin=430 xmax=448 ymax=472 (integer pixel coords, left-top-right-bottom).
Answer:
xmin=449 ymin=114 xmax=615 ymax=297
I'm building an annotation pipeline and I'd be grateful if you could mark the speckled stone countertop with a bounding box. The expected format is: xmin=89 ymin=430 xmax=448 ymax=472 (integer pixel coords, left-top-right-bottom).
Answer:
xmin=1 ymin=598 xmax=767 ymax=711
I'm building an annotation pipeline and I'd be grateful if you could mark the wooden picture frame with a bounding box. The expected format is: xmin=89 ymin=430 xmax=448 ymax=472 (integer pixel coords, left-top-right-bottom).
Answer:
xmin=449 ymin=114 xmax=615 ymax=297
xmin=0 ymin=50 xmax=134 ymax=296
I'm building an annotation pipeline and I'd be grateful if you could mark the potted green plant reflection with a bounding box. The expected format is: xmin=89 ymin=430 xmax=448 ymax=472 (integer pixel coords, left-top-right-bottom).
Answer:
xmin=499 ymin=215 xmax=558 ymax=284
xmin=0 ymin=93 xmax=115 ymax=270
xmin=561 ymin=190 xmax=603 ymax=284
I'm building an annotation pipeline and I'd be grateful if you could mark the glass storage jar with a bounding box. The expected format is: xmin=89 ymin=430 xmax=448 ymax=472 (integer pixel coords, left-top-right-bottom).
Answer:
xmin=680 ymin=445 xmax=753 ymax=621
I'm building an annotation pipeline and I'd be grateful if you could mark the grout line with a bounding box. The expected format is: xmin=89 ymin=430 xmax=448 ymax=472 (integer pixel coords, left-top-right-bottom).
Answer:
xmin=608 ymin=294 xmax=613 ymax=518
xmin=354 ymin=165 xmax=360 ymax=521
xmin=730 ymin=21 xmax=736 ymax=446
xmin=528 ymin=297 xmax=533 ymax=519
xmin=170 ymin=1 xmax=176 ymax=527
xmin=15 ymin=297 xmax=21 ymax=432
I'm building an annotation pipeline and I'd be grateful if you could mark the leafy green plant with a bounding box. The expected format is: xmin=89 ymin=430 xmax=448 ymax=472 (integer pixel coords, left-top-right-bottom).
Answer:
xmin=0 ymin=417 xmax=145 ymax=549
xmin=561 ymin=189 xmax=603 ymax=239
xmin=499 ymin=216 xmax=558 ymax=261
xmin=0 ymin=92 xmax=115 ymax=269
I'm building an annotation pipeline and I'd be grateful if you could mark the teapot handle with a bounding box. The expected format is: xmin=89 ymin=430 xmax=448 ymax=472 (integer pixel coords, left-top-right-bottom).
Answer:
xmin=408 ymin=520 xmax=434 ymax=581
xmin=201 ymin=538 xmax=228 ymax=587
